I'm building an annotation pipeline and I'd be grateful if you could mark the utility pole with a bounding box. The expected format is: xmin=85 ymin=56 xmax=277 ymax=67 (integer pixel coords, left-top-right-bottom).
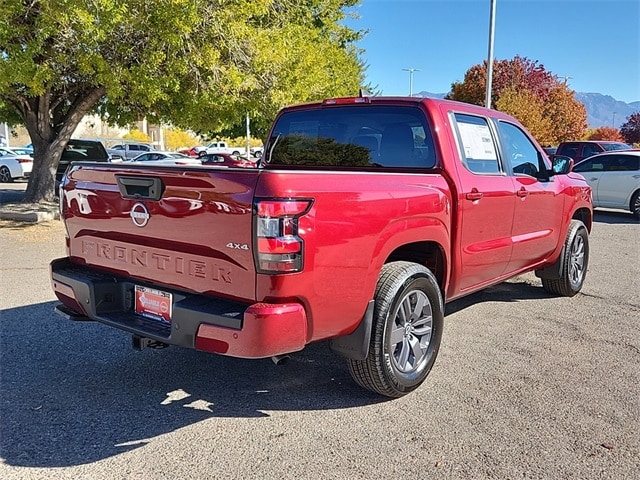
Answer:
xmin=0 ymin=123 xmax=8 ymax=147
xmin=246 ymin=114 xmax=251 ymax=158
xmin=402 ymin=68 xmax=420 ymax=97
xmin=485 ymin=0 xmax=497 ymax=108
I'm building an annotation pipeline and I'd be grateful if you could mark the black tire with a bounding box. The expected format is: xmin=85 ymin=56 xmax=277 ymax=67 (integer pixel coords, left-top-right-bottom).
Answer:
xmin=347 ymin=262 xmax=444 ymax=398
xmin=630 ymin=190 xmax=640 ymax=220
xmin=231 ymin=150 xmax=240 ymax=156
xmin=542 ymin=220 xmax=589 ymax=297
xmin=0 ymin=166 xmax=13 ymax=183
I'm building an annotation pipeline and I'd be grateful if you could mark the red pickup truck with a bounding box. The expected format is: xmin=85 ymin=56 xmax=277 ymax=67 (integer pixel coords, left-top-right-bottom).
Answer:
xmin=51 ymin=96 xmax=592 ymax=397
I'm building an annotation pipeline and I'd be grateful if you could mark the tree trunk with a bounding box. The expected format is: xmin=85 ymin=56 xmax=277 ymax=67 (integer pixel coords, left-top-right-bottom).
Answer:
xmin=20 ymin=86 xmax=107 ymax=203
xmin=23 ymin=144 xmax=63 ymax=203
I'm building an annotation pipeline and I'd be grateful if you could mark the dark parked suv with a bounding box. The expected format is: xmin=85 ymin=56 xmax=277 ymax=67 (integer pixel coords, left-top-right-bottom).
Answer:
xmin=556 ymin=140 xmax=631 ymax=163
xmin=56 ymin=139 xmax=110 ymax=183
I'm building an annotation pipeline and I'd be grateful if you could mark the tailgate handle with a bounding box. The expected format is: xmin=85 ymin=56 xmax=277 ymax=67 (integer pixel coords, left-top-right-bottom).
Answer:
xmin=116 ymin=175 xmax=164 ymax=200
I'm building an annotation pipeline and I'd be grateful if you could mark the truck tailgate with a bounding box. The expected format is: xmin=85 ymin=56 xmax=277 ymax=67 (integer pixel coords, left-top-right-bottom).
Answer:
xmin=61 ymin=164 xmax=260 ymax=302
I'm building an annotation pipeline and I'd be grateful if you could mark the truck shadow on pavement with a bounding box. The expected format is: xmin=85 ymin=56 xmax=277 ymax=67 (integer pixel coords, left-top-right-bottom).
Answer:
xmin=445 ymin=279 xmax=553 ymax=316
xmin=0 ymin=301 xmax=383 ymax=468
xmin=592 ymin=209 xmax=638 ymax=225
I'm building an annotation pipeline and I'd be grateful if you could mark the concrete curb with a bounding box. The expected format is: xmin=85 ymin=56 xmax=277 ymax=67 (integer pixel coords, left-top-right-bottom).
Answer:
xmin=0 ymin=209 xmax=60 ymax=223
xmin=0 ymin=184 xmax=60 ymax=223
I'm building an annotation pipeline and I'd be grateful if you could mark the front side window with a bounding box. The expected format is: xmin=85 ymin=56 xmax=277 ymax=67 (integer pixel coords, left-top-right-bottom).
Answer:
xmin=452 ymin=113 xmax=501 ymax=174
xmin=574 ymin=158 xmax=602 ymax=172
xmin=266 ymin=105 xmax=435 ymax=169
xmin=496 ymin=121 xmax=546 ymax=178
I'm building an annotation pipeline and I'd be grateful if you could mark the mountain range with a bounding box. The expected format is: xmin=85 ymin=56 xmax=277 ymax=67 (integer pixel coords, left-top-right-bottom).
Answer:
xmin=415 ymin=91 xmax=640 ymax=129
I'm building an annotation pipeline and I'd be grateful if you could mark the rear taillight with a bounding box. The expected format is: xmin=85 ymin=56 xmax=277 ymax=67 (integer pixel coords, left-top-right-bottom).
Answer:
xmin=254 ymin=199 xmax=312 ymax=274
xmin=17 ymin=158 xmax=32 ymax=164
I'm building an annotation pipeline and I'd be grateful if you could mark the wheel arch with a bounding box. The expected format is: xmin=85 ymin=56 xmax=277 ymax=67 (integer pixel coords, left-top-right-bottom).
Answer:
xmin=385 ymin=240 xmax=448 ymax=294
xmin=628 ymin=188 xmax=640 ymax=213
xmin=331 ymin=230 xmax=449 ymax=362
xmin=572 ymin=207 xmax=592 ymax=233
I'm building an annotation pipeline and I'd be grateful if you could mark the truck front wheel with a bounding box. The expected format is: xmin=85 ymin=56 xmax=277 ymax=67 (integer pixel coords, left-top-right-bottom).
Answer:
xmin=541 ymin=220 xmax=589 ymax=297
xmin=347 ymin=262 xmax=443 ymax=398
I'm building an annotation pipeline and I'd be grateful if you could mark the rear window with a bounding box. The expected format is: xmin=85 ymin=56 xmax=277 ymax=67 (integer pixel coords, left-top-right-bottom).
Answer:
xmin=62 ymin=140 xmax=108 ymax=161
xmin=265 ymin=105 xmax=436 ymax=169
xmin=602 ymin=142 xmax=632 ymax=151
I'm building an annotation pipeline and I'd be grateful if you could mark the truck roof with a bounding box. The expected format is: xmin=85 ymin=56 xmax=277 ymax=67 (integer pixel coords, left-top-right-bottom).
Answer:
xmin=281 ymin=95 xmax=517 ymax=123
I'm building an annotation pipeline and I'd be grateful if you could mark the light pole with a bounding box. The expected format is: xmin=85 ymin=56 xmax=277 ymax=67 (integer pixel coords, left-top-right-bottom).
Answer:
xmin=485 ymin=0 xmax=497 ymax=108
xmin=402 ymin=68 xmax=420 ymax=97
xmin=612 ymin=112 xmax=616 ymax=128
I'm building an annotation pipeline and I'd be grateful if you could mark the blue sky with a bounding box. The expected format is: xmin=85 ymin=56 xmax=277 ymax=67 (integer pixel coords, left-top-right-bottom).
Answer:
xmin=345 ymin=0 xmax=640 ymax=103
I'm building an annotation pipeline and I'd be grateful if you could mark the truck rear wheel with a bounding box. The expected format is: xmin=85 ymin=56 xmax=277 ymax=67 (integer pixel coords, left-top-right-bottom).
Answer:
xmin=542 ymin=220 xmax=589 ymax=297
xmin=347 ymin=262 xmax=443 ymax=398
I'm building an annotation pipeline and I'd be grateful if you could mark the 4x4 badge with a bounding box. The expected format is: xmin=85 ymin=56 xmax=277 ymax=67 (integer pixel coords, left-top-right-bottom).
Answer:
xmin=130 ymin=202 xmax=150 ymax=227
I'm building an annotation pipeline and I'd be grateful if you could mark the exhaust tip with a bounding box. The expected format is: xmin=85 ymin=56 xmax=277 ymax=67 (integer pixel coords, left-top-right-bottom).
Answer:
xmin=271 ymin=354 xmax=291 ymax=366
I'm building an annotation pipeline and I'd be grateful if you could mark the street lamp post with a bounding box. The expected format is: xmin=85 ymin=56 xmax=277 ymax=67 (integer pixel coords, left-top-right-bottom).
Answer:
xmin=613 ymin=112 xmax=616 ymax=128
xmin=485 ymin=0 xmax=497 ymax=108
xmin=402 ymin=68 xmax=420 ymax=97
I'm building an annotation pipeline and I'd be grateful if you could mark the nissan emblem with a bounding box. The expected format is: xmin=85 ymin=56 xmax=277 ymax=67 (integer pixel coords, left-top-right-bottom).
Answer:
xmin=130 ymin=202 xmax=150 ymax=227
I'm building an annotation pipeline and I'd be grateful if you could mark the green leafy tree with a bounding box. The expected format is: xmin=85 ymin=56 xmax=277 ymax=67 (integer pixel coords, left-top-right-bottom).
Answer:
xmin=0 ymin=0 xmax=364 ymax=202
xmin=619 ymin=112 xmax=640 ymax=145
xmin=448 ymin=56 xmax=587 ymax=144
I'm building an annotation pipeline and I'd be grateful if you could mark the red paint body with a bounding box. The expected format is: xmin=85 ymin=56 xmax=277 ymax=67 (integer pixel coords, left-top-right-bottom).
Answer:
xmin=51 ymin=97 xmax=592 ymax=359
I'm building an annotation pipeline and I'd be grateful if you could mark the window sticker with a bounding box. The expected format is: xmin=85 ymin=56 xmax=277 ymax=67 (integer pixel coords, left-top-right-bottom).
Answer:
xmin=457 ymin=122 xmax=497 ymax=160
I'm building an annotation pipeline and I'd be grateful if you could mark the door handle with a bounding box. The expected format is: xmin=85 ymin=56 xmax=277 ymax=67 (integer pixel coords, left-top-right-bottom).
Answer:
xmin=465 ymin=188 xmax=483 ymax=201
xmin=516 ymin=188 xmax=529 ymax=198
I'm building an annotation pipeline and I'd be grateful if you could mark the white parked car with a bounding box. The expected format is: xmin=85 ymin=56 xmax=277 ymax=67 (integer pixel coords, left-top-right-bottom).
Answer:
xmin=124 ymin=151 xmax=202 ymax=166
xmin=0 ymin=147 xmax=33 ymax=182
xmin=573 ymin=151 xmax=640 ymax=219
xmin=250 ymin=146 xmax=264 ymax=158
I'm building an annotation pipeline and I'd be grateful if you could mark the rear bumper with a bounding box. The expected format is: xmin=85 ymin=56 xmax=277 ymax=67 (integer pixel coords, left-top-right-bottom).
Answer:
xmin=50 ymin=257 xmax=308 ymax=358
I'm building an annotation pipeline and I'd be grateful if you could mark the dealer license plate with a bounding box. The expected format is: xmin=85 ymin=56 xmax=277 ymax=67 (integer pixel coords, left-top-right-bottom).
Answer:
xmin=134 ymin=286 xmax=172 ymax=323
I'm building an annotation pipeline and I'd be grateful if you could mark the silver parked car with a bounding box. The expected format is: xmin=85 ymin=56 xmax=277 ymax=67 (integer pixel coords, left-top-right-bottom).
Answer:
xmin=573 ymin=151 xmax=640 ymax=219
xmin=124 ymin=151 xmax=202 ymax=166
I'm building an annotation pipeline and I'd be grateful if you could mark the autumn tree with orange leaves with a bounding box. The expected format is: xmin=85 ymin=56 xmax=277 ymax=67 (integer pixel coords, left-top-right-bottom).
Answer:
xmin=586 ymin=126 xmax=624 ymax=142
xmin=448 ymin=56 xmax=587 ymax=145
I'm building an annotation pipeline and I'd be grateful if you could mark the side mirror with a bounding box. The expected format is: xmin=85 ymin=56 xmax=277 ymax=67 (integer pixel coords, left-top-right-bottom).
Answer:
xmin=550 ymin=155 xmax=574 ymax=175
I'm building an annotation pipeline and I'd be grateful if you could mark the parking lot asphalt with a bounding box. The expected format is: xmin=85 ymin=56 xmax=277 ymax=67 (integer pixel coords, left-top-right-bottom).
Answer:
xmin=0 ymin=208 xmax=638 ymax=480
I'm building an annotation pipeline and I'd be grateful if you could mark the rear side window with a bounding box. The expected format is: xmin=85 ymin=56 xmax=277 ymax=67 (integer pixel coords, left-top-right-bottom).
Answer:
xmin=582 ymin=143 xmax=602 ymax=158
xmin=452 ymin=113 xmax=501 ymax=174
xmin=265 ymin=105 xmax=435 ymax=169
